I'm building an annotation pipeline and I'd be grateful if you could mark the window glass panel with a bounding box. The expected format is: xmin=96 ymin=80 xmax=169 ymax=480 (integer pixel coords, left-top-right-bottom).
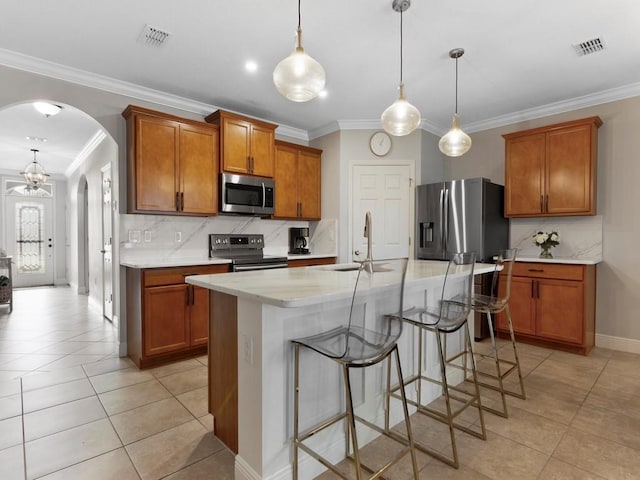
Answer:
xmin=15 ymin=202 xmax=45 ymax=274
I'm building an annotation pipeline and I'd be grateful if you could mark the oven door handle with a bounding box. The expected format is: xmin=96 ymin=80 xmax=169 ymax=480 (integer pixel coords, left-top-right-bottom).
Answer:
xmin=234 ymin=263 xmax=288 ymax=272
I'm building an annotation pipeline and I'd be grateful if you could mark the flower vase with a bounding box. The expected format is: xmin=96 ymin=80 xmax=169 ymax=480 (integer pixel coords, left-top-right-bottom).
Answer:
xmin=539 ymin=247 xmax=553 ymax=259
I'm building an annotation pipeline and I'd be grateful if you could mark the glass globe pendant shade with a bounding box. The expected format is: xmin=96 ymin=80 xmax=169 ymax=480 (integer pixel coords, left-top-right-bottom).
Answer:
xmin=381 ymin=84 xmax=421 ymax=137
xmin=439 ymin=114 xmax=472 ymax=157
xmin=273 ymin=28 xmax=326 ymax=102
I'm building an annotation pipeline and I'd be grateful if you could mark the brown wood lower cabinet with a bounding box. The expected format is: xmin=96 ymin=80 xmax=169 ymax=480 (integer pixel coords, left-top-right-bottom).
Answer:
xmin=287 ymin=257 xmax=336 ymax=268
xmin=496 ymin=262 xmax=596 ymax=355
xmin=126 ymin=264 xmax=229 ymax=368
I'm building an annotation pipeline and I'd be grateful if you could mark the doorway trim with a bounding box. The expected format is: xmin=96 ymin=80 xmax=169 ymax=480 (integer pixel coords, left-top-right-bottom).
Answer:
xmin=77 ymin=175 xmax=89 ymax=295
xmin=347 ymin=157 xmax=417 ymax=263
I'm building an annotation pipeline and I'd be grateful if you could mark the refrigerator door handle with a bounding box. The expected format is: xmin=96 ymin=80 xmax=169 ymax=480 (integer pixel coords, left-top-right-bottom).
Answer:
xmin=442 ymin=188 xmax=450 ymax=257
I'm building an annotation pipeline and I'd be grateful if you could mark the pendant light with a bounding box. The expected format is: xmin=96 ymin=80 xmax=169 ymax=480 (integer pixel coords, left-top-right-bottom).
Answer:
xmin=273 ymin=0 xmax=326 ymax=102
xmin=439 ymin=48 xmax=472 ymax=156
xmin=381 ymin=0 xmax=421 ymax=137
xmin=20 ymin=149 xmax=49 ymax=189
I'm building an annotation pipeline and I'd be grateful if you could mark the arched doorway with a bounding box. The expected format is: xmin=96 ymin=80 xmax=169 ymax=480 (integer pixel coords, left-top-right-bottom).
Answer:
xmin=0 ymin=99 xmax=120 ymax=342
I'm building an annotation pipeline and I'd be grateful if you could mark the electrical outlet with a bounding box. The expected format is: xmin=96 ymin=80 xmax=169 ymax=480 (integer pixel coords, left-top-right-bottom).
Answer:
xmin=129 ymin=230 xmax=141 ymax=243
xmin=144 ymin=230 xmax=152 ymax=242
xmin=174 ymin=231 xmax=182 ymax=243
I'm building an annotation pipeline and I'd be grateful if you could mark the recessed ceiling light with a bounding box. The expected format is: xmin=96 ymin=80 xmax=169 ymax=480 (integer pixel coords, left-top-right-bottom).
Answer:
xmin=318 ymin=89 xmax=328 ymax=99
xmin=26 ymin=136 xmax=47 ymax=142
xmin=33 ymin=102 xmax=62 ymax=117
xmin=245 ymin=60 xmax=258 ymax=73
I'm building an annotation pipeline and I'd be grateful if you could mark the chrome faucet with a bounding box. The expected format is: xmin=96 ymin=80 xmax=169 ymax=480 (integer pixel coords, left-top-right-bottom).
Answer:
xmin=362 ymin=211 xmax=373 ymax=272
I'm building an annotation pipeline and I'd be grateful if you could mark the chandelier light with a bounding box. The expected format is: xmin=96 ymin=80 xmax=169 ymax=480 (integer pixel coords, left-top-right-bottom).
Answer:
xmin=33 ymin=102 xmax=62 ymax=117
xmin=439 ymin=48 xmax=472 ymax=157
xmin=273 ymin=0 xmax=326 ymax=102
xmin=20 ymin=149 xmax=49 ymax=189
xmin=381 ymin=0 xmax=421 ymax=137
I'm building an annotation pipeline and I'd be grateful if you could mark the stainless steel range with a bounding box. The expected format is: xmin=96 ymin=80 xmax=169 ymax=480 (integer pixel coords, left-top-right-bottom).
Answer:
xmin=209 ymin=234 xmax=288 ymax=272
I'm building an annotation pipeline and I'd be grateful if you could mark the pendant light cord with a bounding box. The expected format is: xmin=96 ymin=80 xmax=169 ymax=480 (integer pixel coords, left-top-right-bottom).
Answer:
xmin=454 ymin=56 xmax=459 ymax=114
xmin=297 ymin=0 xmax=301 ymax=30
xmin=399 ymin=10 xmax=404 ymax=84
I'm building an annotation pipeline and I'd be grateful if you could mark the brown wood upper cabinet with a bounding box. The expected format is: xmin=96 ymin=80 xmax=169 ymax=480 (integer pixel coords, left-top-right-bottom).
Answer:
xmin=205 ymin=110 xmax=276 ymax=178
xmin=123 ymin=105 xmax=219 ymax=215
xmin=274 ymin=140 xmax=322 ymax=220
xmin=503 ymin=116 xmax=602 ymax=217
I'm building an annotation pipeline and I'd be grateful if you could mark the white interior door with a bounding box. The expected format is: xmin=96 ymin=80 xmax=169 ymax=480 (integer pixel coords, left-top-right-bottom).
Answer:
xmin=5 ymin=196 xmax=54 ymax=287
xmin=352 ymin=165 xmax=411 ymax=261
xmin=101 ymin=165 xmax=113 ymax=321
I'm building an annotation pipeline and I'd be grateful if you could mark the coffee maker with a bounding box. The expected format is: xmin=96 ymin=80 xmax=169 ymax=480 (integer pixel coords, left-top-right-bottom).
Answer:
xmin=289 ymin=227 xmax=310 ymax=254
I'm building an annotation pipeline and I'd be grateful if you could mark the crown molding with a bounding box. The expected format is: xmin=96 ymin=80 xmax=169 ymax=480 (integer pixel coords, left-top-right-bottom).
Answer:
xmin=65 ymin=129 xmax=107 ymax=177
xmin=3 ymin=48 xmax=640 ymax=144
xmin=464 ymin=81 xmax=640 ymax=133
xmin=0 ymin=48 xmax=307 ymax=138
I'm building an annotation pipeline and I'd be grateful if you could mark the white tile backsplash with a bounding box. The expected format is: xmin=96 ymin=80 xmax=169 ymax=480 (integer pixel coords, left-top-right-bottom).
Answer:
xmin=120 ymin=214 xmax=337 ymax=262
xmin=510 ymin=215 xmax=603 ymax=259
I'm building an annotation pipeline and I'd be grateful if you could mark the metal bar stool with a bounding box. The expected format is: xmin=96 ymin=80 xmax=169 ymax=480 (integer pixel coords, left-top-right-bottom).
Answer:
xmin=388 ymin=252 xmax=486 ymax=469
xmin=467 ymin=248 xmax=526 ymax=418
xmin=291 ymin=258 xmax=419 ymax=480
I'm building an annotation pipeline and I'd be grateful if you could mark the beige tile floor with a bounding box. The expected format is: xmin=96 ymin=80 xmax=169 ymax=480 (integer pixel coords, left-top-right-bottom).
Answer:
xmin=2 ymin=286 xmax=640 ymax=479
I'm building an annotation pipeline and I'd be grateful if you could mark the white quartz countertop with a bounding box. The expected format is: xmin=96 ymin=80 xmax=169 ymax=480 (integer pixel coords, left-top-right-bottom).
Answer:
xmin=186 ymin=260 xmax=495 ymax=308
xmin=120 ymin=257 xmax=232 ymax=269
xmin=516 ymin=256 xmax=602 ymax=265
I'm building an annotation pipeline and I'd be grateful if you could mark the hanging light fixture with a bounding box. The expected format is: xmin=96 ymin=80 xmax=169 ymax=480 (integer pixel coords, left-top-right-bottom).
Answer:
xmin=439 ymin=48 xmax=472 ymax=157
xmin=33 ymin=102 xmax=62 ymax=117
xmin=20 ymin=149 xmax=49 ymax=189
xmin=381 ymin=0 xmax=421 ymax=137
xmin=273 ymin=0 xmax=326 ymax=102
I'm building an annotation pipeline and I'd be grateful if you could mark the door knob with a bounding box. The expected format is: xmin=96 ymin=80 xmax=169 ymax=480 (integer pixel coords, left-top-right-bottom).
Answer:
xmin=354 ymin=250 xmax=361 ymax=256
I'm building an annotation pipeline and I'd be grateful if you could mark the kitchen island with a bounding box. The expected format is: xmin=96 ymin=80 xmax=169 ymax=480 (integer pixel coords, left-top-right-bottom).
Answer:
xmin=187 ymin=260 xmax=494 ymax=480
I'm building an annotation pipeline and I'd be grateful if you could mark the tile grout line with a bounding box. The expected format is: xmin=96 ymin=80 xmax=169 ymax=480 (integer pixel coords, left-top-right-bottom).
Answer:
xmin=20 ymin=376 xmax=27 ymax=480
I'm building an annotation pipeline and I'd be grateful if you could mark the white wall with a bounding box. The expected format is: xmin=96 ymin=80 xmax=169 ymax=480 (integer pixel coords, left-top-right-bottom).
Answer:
xmin=311 ymin=129 xmax=422 ymax=262
xmin=66 ymin=138 xmax=117 ymax=311
xmin=439 ymin=96 xmax=640 ymax=348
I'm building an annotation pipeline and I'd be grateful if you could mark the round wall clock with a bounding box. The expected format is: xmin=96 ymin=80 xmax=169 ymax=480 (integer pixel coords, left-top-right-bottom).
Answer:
xmin=369 ymin=131 xmax=392 ymax=157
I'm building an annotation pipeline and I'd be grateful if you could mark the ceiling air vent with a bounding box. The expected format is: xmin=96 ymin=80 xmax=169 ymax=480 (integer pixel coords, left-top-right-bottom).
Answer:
xmin=138 ymin=24 xmax=171 ymax=47
xmin=573 ymin=37 xmax=604 ymax=56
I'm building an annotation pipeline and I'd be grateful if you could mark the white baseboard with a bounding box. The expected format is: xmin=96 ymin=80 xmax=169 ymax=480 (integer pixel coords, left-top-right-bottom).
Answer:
xmin=235 ymin=455 xmax=261 ymax=480
xmin=595 ymin=334 xmax=640 ymax=354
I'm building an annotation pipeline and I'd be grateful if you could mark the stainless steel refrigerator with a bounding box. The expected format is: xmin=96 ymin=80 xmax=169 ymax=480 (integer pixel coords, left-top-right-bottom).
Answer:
xmin=416 ymin=177 xmax=509 ymax=263
xmin=417 ymin=177 xmax=509 ymax=340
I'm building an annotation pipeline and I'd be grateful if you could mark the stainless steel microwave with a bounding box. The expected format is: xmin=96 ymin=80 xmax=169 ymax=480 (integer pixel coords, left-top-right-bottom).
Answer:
xmin=220 ymin=173 xmax=275 ymax=216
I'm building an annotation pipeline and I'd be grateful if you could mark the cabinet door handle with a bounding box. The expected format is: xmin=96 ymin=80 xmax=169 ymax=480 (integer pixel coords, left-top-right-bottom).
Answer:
xmin=536 ymin=280 xmax=540 ymax=299
xmin=531 ymin=280 xmax=535 ymax=298
xmin=528 ymin=268 xmax=544 ymax=272
xmin=175 ymin=192 xmax=180 ymax=211
xmin=180 ymin=192 xmax=184 ymax=212
xmin=540 ymin=195 xmax=544 ymax=212
xmin=545 ymin=194 xmax=549 ymax=212
xmin=299 ymin=202 xmax=303 ymax=217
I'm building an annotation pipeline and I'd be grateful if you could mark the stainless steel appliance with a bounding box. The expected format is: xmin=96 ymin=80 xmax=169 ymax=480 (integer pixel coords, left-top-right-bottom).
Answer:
xmin=219 ymin=173 xmax=275 ymax=216
xmin=416 ymin=177 xmax=508 ymax=263
xmin=289 ymin=227 xmax=310 ymax=254
xmin=209 ymin=234 xmax=288 ymax=271
xmin=416 ymin=177 xmax=509 ymax=340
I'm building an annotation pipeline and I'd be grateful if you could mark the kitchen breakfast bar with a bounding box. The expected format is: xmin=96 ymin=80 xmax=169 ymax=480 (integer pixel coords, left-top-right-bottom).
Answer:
xmin=186 ymin=260 xmax=494 ymax=480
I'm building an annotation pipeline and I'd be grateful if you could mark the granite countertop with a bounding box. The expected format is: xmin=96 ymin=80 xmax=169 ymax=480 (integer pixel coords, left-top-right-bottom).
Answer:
xmin=186 ymin=260 xmax=495 ymax=308
xmin=515 ymin=256 xmax=602 ymax=265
